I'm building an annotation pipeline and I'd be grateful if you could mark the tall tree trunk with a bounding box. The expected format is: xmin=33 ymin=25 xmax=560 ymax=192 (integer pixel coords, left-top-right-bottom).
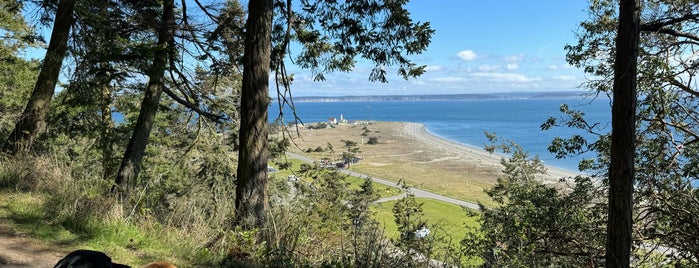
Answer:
xmin=112 ymin=0 xmax=174 ymax=195
xmin=606 ymin=0 xmax=640 ymax=267
xmin=96 ymin=0 xmax=115 ymax=181
xmin=234 ymin=0 xmax=273 ymax=230
xmin=100 ymin=81 xmax=115 ymax=180
xmin=3 ymin=0 xmax=74 ymax=154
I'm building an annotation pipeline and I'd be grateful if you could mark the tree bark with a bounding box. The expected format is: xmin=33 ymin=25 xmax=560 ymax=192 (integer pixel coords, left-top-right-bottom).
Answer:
xmin=234 ymin=0 xmax=273 ymax=230
xmin=606 ymin=0 xmax=640 ymax=267
xmin=3 ymin=0 xmax=74 ymax=154
xmin=100 ymin=81 xmax=115 ymax=180
xmin=112 ymin=0 xmax=174 ymax=195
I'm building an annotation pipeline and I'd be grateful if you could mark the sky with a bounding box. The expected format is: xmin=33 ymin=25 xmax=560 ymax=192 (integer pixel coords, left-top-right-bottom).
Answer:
xmin=286 ymin=0 xmax=592 ymax=96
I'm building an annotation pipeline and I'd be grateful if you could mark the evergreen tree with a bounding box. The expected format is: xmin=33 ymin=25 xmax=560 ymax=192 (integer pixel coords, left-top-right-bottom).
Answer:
xmin=606 ymin=0 xmax=640 ymax=266
xmin=3 ymin=0 xmax=74 ymax=154
xmin=112 ymin=0 xmax=176 ymax=195
xmin=558 ymin=0 xmax=699 ymax=265
xmin=0 ymin=0 xmax=40 ymax=137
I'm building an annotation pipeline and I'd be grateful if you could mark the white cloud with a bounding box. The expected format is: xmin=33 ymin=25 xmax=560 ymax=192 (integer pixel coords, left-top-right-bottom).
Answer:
xmin=470 ymin=72 xmax=543 ymax=82
xmin=478 ymin=64 xmax=501 ymax=72
xmin=506 ymin=63 xmax=519 ymax=70
xmin=504 ymin=54 xmax=525 ymax=62
xmin=547 ymin=64 xmax=574 ymax=70
xmin=424 ymin=65 xmax=443 ymax=71
xmin=552 ymin=75 xmax=576 ymax=80
xmin=457 ymin=50 xmax=477 ymax=61
xmin=431 ymin=76 xmax=465 ymax=82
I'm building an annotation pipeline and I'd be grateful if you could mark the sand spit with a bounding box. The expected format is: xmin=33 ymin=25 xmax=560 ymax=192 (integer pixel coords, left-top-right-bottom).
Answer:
xmin=287 ymin=121 xmax=582 ymax=204
xmin=402 ymin=122 xmax=581 ymax=182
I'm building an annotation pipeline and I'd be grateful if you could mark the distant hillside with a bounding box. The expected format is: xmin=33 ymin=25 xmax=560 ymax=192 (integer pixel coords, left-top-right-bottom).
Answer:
xmin=286 ymin=91 xmax=587 ymax=102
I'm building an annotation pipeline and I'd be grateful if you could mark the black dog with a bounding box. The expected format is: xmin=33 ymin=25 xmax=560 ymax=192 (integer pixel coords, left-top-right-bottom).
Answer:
xmin=54 ymin=250 xmax=130 ymax=268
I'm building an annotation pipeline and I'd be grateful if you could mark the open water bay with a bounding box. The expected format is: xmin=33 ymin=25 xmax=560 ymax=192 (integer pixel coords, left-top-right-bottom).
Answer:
xmin=272 ymin=97 xmax=611 ymax=171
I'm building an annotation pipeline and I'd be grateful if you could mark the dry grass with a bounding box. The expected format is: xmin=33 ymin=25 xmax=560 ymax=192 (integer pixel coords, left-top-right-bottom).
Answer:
xmin=283 ymin=122 xmax=503 ymax=206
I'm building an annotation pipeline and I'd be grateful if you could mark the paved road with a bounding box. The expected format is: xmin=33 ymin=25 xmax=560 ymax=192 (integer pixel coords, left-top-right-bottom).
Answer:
xmin=286 ymin=152 xmax=480 ymax=210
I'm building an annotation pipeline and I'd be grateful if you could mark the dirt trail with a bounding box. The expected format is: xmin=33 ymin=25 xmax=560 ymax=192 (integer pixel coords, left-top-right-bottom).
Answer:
xmin=0 ymin=224 xmax=64 ymax=267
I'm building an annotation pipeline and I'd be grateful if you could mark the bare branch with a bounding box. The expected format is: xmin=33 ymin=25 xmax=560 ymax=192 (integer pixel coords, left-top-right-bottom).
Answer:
xmin=641 ymin=13 xmax=699 ymax=32
xmin=162 ymin=86 xmax=225 ymax=123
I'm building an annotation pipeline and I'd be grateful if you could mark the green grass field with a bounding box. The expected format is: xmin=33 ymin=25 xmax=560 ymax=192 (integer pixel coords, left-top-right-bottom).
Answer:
xmin=372 ymin=197 xmax=479 ymax=241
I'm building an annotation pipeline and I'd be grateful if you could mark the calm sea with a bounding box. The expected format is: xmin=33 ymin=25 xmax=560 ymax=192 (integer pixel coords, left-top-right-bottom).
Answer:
xmin=271 ymin=98 xmax=611 ymax=171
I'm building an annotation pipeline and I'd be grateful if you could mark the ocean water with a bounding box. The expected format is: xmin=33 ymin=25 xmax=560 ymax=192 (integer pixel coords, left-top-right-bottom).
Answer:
xmin=271 ymin=98 xmax=611 ymax=171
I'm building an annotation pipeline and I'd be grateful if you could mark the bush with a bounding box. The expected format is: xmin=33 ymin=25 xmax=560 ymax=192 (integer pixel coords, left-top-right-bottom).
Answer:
xmin=367 ymin=137 xmax=379 ymax=145
xmin=306 ymin=122 xmax=328 ymax=129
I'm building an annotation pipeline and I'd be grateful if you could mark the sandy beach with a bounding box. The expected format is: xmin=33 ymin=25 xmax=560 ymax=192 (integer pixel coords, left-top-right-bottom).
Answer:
xmin=402 ymin=122 xmax=581 ymax=181
xmin=285 ymin=121 xmax=581 ymax=205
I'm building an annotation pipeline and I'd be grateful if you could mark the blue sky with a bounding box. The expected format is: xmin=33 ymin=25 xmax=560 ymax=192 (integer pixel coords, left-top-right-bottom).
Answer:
xmin=287 ymin=0 xmax=592 ymax=96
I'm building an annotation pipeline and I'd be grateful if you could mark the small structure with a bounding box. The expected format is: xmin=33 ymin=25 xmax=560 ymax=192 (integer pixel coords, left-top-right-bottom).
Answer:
xmin=415 ymin=226 xmax=430 ymax=238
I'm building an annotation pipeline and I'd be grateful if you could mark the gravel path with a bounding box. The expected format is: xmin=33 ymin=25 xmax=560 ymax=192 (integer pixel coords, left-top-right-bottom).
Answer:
xmin=0 ymin=224 xmax=64 ymax=267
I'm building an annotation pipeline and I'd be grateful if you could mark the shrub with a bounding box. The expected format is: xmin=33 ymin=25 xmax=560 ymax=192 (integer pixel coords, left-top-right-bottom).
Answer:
xmin=367 ymin=137 xmax=379 ymax=145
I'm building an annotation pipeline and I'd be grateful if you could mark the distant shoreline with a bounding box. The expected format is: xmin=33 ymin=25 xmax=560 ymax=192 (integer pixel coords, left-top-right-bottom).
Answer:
xmin=278 ymin=91 xmax=588 ymax=103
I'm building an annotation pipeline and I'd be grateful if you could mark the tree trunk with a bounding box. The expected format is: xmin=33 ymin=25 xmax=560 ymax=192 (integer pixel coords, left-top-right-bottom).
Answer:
xmin=234 ymin=0 xmax=273 ymax=230
xmin=3 ymin=0 xmax=74 ymax=154
xmin=100 ymin=81 xmax=115 ymax=180
xmin=96 ymin=0 xmax=115 ymax=181
xmin=112 ymin=0 xmax=174 ymax=195
xmin=606 ymin=0 xmax=640 ymax=267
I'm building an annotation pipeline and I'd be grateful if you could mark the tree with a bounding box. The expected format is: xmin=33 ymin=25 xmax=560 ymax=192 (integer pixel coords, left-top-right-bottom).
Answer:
xmin=233 ymin=0 xmax=274 ymax=230
xmin=111 ymin=0 xmax=240 ymax=195
xmin=112 ymin=0 xmax=175 ymax=195
xmin=463 ymin=135 xmax=606 ymax=267
xmin=606 ymin=0 xmax=640 ymax=266
xmin=0 ymin=0 xmax=40 ymax=136
xmin=561 ymin=0 xmax=699 ymax=265
xmin=234 ymin=0 xmax=433 ymax=230
xmin=3 ymin=0 xmax=74 ymax=154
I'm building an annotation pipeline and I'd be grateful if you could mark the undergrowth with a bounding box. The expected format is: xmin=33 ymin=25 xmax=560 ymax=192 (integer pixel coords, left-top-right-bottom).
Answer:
xmin=0 ymin=153 xmax=481 ymax=267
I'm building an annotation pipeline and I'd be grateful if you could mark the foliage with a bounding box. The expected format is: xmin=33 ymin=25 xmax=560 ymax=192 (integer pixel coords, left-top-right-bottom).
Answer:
xmin=464 ymin=135 xmax=607 ymax=267
xmin=305 ymin=122 xmax=328 ymax=129
xmin=228 ymin=163 xmax=391 ymax=266
xmin=0 ymin=0 xmax=39 ymax=137
xmin=391 ymin=187 xmax=434 ymax=265
xmin=278 ymin=0 xmax=434 ymax=83
xmin=559 ymin=0 xmax=699 ymax=264
xmin=0 ymin=155 xmax=214 ymax=266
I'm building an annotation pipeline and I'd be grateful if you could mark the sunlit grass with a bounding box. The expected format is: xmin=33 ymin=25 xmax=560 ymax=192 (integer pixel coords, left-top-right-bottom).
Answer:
xmin=372 ymin=197 xmax=483 ymax=266
xmin=372 ymin=197 xmax=479 ymax=240
xmin=0 ymin=191 xmax=202 ymax=267
xmin=0 ymin=192 xmax=76 ymax=242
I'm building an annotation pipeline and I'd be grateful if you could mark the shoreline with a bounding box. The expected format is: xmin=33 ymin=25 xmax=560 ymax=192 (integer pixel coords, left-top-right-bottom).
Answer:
xmin=288 ymin=121 xmax=583 ymax=203
xmin=402 ymin=122 xmax=582 ymax=181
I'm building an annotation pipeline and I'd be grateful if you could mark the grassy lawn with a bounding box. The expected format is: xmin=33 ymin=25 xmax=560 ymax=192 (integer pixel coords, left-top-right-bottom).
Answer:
xmin=372 ymin=197 xmax=482 ymax=266
xmin=372 ymin=197 xmax=479 ymax=241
